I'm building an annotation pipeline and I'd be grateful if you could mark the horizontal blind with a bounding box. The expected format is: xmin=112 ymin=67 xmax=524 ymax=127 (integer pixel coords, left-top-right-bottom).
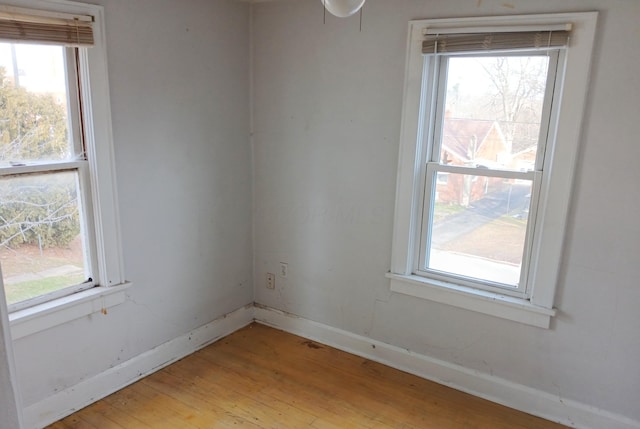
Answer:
xmin=0 ymin=8 xmax=93 ymax=46
xmin=422 ymin=30 xmax=570 ymax=54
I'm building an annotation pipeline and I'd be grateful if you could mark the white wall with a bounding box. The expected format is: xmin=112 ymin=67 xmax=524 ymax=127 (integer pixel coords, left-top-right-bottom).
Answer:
xmin=2 ymin=0 xmax=638 ymax=426
xmin=252 ymin=0 xmax=640 ymax=424
xmin=0 ymin=272 xmax=22 ymax=428
xmin=10 ymin=0 xmax=253 ymax=411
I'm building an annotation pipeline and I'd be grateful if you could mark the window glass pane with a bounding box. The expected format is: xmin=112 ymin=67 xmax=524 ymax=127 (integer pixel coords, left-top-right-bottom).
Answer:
xmin=427 ymin=172 xmax=531 ymax=286
xmin=440 ymin=55 xmax=549 ymax=171
xmin=0 ymin=42 xmax=73 ymax=166
xmin=0 ymin=171 xmax=88 ymax=305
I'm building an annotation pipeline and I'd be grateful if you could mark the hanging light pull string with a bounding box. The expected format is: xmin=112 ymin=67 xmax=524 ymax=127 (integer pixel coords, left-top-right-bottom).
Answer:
xmin=323 ymin=0 xmax=326 ymax=25
xmin=321 ymin=1 xmax=365 ymax=30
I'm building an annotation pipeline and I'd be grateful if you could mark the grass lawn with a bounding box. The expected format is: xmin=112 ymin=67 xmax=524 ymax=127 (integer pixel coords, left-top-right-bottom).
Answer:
xmin=4 ymin=273 xmax=86 ymax=305
xmin=1 ymin=238 xmax=85 ymax=305
xmin=440 ymin=215 xmax=527 ymax=264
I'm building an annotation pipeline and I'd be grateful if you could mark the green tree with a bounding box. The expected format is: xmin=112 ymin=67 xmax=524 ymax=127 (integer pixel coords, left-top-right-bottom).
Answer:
xmin=0 ymin=67 xmax=69 ymax=162
xmin=0 ymin=66 xmax=79 ymax=249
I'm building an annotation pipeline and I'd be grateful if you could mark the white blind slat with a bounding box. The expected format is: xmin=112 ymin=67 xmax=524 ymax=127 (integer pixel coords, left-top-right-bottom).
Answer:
xmin=422 ymin=30 xmax=570 ymax=54
xmin=0 ymin=7 xmax=93 ymax=46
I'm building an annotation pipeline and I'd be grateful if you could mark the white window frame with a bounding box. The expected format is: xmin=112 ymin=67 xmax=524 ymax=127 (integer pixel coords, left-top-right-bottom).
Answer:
xmin=2 ymin=0 xmax=129 ymax=335
xmin=1 ymin=44 xmax=99 ymax=312
xmin=388 ymin=12 xmax=598 ymax=328
xmin=416 ymin=50 xmax=557 ymax=298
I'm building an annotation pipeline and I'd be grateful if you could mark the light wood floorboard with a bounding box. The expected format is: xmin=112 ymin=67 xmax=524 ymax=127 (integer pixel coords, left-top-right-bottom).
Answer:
xmin=48 ymin=323 xmax=567 ymax=429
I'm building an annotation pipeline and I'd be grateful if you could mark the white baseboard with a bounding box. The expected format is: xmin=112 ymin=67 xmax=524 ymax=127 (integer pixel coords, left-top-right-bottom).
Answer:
xmin=22 ymin=303 xmax=640 ymax=429
xmin=254 ymin=305 xmax=640 ymax=429
xmin=23 ymin=304 xmax=254 ymax=429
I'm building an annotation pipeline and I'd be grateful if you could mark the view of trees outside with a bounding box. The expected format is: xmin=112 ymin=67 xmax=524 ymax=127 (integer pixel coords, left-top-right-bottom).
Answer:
xmin=445 ymin=55 xmax=549 ymax=156
xmin=427 ymin=55 xmax=549 ymax=287
xmin=0 ymin=42 xmax=87 ymax=306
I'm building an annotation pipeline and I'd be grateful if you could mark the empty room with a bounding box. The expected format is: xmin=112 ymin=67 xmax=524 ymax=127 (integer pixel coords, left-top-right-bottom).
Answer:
xmin=0 ymin=0 xmax=638 ymax=428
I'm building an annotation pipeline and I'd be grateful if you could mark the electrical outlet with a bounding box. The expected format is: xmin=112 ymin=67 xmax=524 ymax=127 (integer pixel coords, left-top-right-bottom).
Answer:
xmin=266 ymin=272 xmax=275 ymax=289
xmin=279 ymin=262 xmax=288 ymax=278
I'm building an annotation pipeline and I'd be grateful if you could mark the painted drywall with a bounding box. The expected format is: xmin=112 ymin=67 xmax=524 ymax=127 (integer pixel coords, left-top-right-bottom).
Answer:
xmin=9 ymin=0 xmax=253 ymax=409
xmin=252 ymin=0 xmax=640 ymax=423
xmin=0 ymin=272 xmax=22 ymax=428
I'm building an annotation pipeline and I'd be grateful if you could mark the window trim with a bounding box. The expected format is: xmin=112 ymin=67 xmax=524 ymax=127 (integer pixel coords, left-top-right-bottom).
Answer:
xmin=389 ymin=12 xmax=598 ymax=327
xmin=3 ymin=0 xmax=126 ymax=322
xmin=416 ymin=51 xmax=559 ymax=297
xmin=1 ymin=44 xmax=98 ymax=312
xmin=9 ymin=280 xmax=131 ymax=340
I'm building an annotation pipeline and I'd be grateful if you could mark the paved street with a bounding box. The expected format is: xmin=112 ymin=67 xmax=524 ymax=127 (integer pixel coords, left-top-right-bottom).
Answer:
xmin=432 ymin=184 xmax=530 ymax=246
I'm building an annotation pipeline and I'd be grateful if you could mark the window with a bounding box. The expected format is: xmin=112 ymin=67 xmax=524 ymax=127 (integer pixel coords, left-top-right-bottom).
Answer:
xmin=388 ymin=13 xmax=597 ymax=328
xmin=0 ymin=1 xmax=125 ymax=315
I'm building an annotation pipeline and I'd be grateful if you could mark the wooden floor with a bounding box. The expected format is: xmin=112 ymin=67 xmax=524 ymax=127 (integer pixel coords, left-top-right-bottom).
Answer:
xmin=48 ymin=323 xmax=567 ymax=429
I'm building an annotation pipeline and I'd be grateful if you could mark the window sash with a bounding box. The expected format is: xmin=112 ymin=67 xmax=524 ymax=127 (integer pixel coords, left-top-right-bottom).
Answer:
xmin=0 ymin=45 xmax=84 ymax=167
xmin=0 ymin=161 xmax=98 ymax=313
xmin=0 ymin=40 xmax=98 ymax=311
xmin=0 ymin=160 xmax=85 ymax=177
xmin=417 ymin=162 xmax=541 ymax=296
xmin=429 ymin=52 xmax=560 ymax=173
xmin=426 ymin=163 xmax=535 ymax=180
xmin=415 ymin=50 xmax=560 ymax=297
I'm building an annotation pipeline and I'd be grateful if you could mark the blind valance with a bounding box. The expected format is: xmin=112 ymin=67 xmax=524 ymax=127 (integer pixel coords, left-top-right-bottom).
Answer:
xmin=422 ymin=30 xmax=570 ymax=54
xmin=0 ymin=7 xmax=93 ymax=46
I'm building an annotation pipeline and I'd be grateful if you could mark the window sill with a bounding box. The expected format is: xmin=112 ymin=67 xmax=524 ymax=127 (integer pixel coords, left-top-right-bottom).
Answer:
xmin=9 ymin=282 xmax=132 ymax=340
xmin=386 ymin=273 xmax=555 ymax=328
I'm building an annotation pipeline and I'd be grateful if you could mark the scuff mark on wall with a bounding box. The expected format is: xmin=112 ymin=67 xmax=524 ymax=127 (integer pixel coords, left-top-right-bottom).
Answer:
xmin=365 ymin=299 xmax=389 ymax=337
